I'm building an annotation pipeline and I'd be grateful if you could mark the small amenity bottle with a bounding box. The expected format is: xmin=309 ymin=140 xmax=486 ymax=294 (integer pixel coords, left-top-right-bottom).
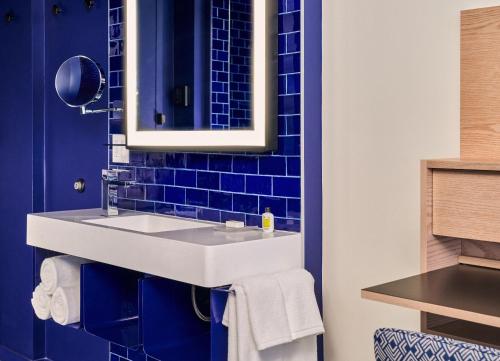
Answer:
xmin=262 ymin=207 xmax=275 ymax=233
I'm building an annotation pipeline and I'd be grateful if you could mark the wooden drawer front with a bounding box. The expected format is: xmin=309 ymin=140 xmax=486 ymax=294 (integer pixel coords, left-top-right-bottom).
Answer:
xmin=433 ymin=170 xmax=500 ymax=243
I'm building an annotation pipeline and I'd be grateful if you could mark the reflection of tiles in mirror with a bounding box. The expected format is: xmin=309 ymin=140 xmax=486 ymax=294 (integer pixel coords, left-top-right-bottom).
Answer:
xmin=107 ymin=0 xmax=302 ymax=283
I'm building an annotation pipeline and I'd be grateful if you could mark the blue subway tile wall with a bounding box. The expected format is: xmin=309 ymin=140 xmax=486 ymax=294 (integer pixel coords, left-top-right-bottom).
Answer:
xmin=108 ymin=0 xmax=302 ymax=279
xmin=211 ymin=0 xmax=231 ymax=129
xmin=229 ymin=0 xmax=252 ymax=128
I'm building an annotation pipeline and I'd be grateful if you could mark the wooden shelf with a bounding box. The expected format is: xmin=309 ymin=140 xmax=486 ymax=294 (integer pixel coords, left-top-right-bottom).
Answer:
xmin=426 ymin=318 xmax=500 ymax=349
xmin=361 ymin=265 xmax=500 ymax=328
xmin=426 ymin=158 xmax=500 ymax=172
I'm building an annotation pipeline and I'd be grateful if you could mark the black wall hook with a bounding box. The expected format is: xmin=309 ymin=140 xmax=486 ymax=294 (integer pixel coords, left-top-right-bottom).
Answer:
xmin=52 ymin=4 xmax=63 ymax=15
xmin=84 ymin=0 xmax=96 ymax=9
xmin=4 ymin=11 xmax=14 ymax=23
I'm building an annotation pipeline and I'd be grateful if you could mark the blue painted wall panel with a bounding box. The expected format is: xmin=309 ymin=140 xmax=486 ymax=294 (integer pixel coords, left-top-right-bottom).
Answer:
xmin=0 ymin=1 xmax=41 ymax=359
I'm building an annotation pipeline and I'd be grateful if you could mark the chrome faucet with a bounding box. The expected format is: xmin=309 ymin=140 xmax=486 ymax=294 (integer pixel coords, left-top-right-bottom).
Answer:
xmin=101 ymin=169 xmax=136 ymax=216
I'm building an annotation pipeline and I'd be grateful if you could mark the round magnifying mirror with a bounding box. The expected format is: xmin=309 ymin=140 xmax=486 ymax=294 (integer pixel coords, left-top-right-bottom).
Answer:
xmin=55 ymin=55 xmax=105 ymax=108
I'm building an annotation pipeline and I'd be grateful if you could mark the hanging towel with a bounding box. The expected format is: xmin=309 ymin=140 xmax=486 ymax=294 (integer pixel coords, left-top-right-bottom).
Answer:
xmin=31 ymin=284 xmax=52 ymax=320
xmin=50 ymin=286 xmax=80 ymax=325
xmin=40 ymin=255 xmax=88 ymax=294
xmin=223 ymin=269 xmax=324 ymax=361
xmin=240 ymin=275 xmax=292 ymax=350
xmin=275 ymin=269 xmax=325 ymax=341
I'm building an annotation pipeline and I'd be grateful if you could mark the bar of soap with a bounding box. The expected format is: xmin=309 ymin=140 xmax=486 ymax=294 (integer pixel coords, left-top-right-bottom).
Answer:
xmin=226 ymin=220 xmax=245 ymax=229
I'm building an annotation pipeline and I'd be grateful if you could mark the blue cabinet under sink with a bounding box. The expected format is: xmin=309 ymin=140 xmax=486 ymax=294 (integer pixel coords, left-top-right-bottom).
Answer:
xmin=77 ymin=262 xmax=228 ymax=360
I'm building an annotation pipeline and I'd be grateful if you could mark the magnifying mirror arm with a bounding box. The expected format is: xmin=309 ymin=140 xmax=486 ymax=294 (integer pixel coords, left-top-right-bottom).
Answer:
xmin=80 ymin=105 xmax=123 ymax=115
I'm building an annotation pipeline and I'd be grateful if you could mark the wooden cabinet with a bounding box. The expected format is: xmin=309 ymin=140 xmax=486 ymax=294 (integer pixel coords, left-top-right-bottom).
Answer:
xmin=363 ymin=159 xmax=500 ymax=349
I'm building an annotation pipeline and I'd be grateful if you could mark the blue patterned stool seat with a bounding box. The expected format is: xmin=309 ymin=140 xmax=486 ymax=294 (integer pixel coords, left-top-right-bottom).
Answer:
xmin=374 ymin=328 xmax=500 ymax=361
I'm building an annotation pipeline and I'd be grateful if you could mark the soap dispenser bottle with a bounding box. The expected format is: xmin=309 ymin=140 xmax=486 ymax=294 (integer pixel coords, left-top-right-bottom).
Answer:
xmin=262 ymin=207 xmax=275 ymax=233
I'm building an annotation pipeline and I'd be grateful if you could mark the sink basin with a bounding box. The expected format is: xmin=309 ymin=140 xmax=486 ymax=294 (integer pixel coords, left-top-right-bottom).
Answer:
xmin=83 ymin=214 xmax=212 ymax=233
xmin=27 ymin=209 xmax=303 ymax=287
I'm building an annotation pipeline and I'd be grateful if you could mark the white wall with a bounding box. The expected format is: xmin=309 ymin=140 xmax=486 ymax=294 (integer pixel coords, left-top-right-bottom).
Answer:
xmin=322 ymin=1 xmax=500 ymax=360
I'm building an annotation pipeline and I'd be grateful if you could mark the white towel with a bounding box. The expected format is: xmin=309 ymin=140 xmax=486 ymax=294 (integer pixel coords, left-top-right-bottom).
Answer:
xmin=275 ymin=269 xmax=325 ymax=341
xmin=40 ymin=255 xmax=88 ymax=294
xmin=223 ymin=269 xmax=324 ymax=361
xmin=50 ymin=286 xmax=80 ymax=325
xmin=31 ymin=284 xmax=52 ymax=320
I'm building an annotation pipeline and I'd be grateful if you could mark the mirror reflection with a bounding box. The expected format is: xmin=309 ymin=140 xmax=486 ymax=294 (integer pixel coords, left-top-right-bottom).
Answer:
xmin=136 ymin=0 xmax=253 ymax=131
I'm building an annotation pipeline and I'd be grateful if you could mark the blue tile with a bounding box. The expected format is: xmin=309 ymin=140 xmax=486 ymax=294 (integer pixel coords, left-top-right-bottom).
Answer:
xmin=110 ymin=355 xmax=120 ymax=361
xmin=221 ymin=211 xmax=246 ymax=223
xmin=155 ymin=202 xmax=175 ymax=216
xmin=197 ymin=208 xmax=221 ymax=222
xmin=209 ymin=154 xmax=233 ymax=172
xmin=165 ymin=154 xmax=186 ymax=168
xmin=279 ymin=11 xmax=300 ymax=33
xmin=136 ymin=200 xmax=155 ymax=213
xmin=186 ymin=189 xmax=209 ymax=207
xmin=278 ymin=136 xmax=300 ymax=156
xmin=117 ymin=198 xmax=135 ymax=210
xmin=110 ymin=343 xmax=127 ymax=357
xmin=110 ymin=55 xmax=123 ymax=71
xmin=233 ymin=156 xmax=258 ymax=174
xmin=286 ymin=0 xmax=300 ymax=12
xmin=286 ymin=32 xmax=300 ymax=53
xmin=287 ymin=198 xmax=301 ymax=218
xmin=275 ymin=218 xmax=300 ymax=232
xmin=136 ymin=168 xmax=155 ymax=183
xmin=146 ymin=185 xmax=164 ymax=202
xmin=221 ymin=174 xmax=245 ymax=192
xmin=279 ymin=94 xmax=300 ymax=115
xmin=146 ymin=153 xmax=166 ymax=167
xmin=287 ymin=157 xmax=301 ymax=176
xmin=175 ymin=170 xmax=197 ymax=187
xmin=175 ymin=205 xmax=197 ymax=219
xmin=246 ymin=214 xmax=262 ymax=228
xmin=246 ymin=175 xmax=272 ymax=195
xmin=165 ymin=186 xmax=186 ymax=204
xmin=259 ymin=196 xmax=287 ymax=218
xmin=209 ymin=191 xmax=233 ymax=211
xmin=156 ymin=169 xmax=175 ymax=185
xmin=286 ymin=115 xmax=300 ymax=135
xmin=129 ymin=152 xmax=145 ymax=166
xmin=287 ymin=73 xmax=300 ymax=94
xmin=273 ymin=177 xmax=300 ymax=197
xmin=197 ymin=171 xmax=220 ymax=190
xmin=128 ymin=348 xmax=147 ymax=361
xmin=186 ymin=153 xmax=208 ymax=170
xmin=233 ymin=194 xmax=258 ymax=214
xmin=259 ymin=157 xmax=286 ymax=175
xmin=279 ymin=53 xmax=300 ymax=74
xmin=278 ymin=0 xmax=287 ymax=13
xmin=127 ymin=185 xmax=145 ymax=200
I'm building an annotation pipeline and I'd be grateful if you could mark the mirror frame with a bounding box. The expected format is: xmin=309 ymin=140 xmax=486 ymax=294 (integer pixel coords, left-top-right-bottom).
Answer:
xmin=124 ymin=0 xmax=278 ymax=152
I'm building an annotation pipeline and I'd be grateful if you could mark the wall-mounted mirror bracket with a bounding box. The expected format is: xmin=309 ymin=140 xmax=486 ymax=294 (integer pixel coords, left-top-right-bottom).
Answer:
xmin=80 ymin=105 xmax=123 ymax=115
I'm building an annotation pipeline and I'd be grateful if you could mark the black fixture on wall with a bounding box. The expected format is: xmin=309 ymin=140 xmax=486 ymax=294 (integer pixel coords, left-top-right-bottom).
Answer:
xmin=4 ymin=10 xmax=14 ymax=23
xmin=52 ymin=4 xmax=63 ymax=16
xmin=84 ymin=0 xmax=96 ymax=10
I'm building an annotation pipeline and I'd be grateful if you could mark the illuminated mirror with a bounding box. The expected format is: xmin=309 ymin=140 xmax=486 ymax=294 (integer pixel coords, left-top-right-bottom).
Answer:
xmin=125 ymin=0 xmax=277 ymax=151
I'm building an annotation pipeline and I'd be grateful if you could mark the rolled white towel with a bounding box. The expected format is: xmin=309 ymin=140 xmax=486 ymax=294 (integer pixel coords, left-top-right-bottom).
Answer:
xmin=31 ymin=284 xmax=52 ymax=320
xmin=40 ymin=255 xmax=88 ymax=294
xmin=50 ymin=286 xmax=80 ymax=326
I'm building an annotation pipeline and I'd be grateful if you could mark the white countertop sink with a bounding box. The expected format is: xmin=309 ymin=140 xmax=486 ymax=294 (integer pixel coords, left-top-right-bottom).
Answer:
xmin=27 ymin=209 xmax=303 ymax=287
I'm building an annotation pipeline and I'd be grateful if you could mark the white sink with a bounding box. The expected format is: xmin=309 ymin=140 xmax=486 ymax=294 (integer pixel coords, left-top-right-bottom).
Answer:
xmin=83 ymin=214 xmax=212 ymax=233
xmin=27 ymin=209 xmax=303 ymax=287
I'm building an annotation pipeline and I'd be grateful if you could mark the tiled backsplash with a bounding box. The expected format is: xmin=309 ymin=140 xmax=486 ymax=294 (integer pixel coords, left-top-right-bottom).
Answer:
xmin=108 ymin=0 xmax=301 ymax=239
